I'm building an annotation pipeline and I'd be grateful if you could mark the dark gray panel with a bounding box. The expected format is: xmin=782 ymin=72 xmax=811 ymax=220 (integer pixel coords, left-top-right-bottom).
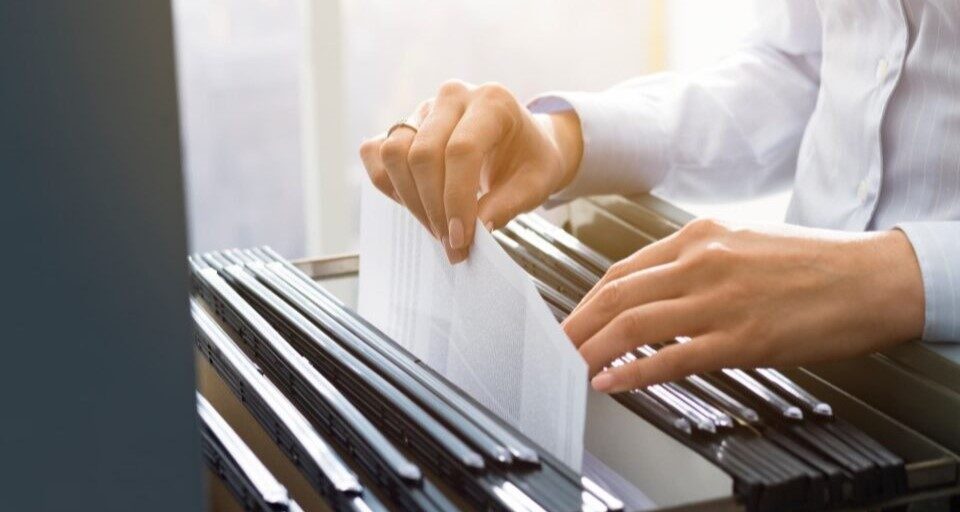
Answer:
xmin=0 ymin=2 xmax=202 ymax=511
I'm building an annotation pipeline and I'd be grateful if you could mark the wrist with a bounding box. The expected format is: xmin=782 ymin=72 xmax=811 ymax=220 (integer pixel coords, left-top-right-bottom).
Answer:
xmin=535 ymin=111 xmax=583 ymax=193
xmin=855 ymin=230 xmax=925 ymax=343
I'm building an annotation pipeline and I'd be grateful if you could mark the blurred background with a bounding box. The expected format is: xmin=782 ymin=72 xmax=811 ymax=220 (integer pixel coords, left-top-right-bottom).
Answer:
xmin=173 ymin=0 xmax=782 ymax=260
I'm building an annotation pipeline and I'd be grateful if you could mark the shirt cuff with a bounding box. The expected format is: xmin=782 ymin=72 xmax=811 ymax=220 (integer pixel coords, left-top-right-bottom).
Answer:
xmin=896 ymin=222 xmax=960 ymax=342
xmin=527 ymin=91 xmax=669 ymax=204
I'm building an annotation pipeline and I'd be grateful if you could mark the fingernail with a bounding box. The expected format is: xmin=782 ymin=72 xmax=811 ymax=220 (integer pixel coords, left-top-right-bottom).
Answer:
xmin=483 ymin=220 xmax=494 ymax=232
xmin=441 ymin=236 xmax=454 ymax=263
xmin=450 ymin=249 xmax=467 ymax=265
xmin=448 ymin=217 xmax=465 ymax=249
xmin=591 ymin=372 xmax=615 ymax=392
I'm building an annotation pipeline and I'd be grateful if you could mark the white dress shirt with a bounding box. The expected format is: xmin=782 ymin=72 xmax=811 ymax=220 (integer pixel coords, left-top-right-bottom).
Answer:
xmin=529 ymin=0 xmax=960 ymax=342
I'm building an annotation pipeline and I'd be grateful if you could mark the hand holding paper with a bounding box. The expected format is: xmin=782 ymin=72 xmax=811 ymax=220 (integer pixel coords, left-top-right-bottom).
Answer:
xmin=357 ymin=80 xmax=583 ymax=263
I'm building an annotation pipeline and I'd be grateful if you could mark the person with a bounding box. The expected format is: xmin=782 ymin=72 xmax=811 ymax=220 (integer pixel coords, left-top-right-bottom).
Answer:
xmin=358 ymin=1 xmax=959 ymax=394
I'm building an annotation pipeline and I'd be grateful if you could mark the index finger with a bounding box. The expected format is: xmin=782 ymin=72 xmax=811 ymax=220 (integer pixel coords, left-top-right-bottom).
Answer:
xmin=563 ymin=262 xmax=681 ymax=348
xmin=591 ymin=334 xmax=737 ymax=392
xmin=573 ymin=234 xmax=682 ymax=314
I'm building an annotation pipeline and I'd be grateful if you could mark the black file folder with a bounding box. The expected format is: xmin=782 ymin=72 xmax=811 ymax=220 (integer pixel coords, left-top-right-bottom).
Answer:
xmin=198 ymin=392 xmax=305 ymax=512
xmin=193 ymin=300 xmax=383 ymax=511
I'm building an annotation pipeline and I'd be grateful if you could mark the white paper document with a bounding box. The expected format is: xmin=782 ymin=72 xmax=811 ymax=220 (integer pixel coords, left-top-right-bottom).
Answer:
xmin=358 ymin=184 xmax=588 ymax=470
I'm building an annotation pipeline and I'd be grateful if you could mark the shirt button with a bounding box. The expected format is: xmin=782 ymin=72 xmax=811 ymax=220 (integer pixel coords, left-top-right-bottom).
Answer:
xmin=876 ymin=58 xmax=889 ymax=81
xmin=857 ymin=179 xmax=870 ymax=203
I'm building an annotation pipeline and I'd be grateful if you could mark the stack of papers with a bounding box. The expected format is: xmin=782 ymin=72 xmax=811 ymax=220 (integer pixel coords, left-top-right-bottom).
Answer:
xmin=358 ymin=185 xmax=587 ymax=470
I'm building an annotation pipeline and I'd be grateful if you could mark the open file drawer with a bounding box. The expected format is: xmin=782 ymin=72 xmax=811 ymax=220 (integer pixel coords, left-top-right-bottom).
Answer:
xmin=198 ymin=194 xmax=959 ymax=511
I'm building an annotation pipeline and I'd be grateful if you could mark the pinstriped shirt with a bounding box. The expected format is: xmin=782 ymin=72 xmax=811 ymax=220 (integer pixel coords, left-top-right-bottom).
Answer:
xmin=530 ymin=0 xmax=960 ymax=342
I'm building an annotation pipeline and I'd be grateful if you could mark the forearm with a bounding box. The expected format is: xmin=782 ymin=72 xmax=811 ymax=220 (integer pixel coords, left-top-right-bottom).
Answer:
xmin=528 ymin=1 xmax=822 ymax=204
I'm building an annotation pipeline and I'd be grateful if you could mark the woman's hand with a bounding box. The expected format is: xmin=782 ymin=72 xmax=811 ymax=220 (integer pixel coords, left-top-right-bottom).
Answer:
xmin=359 ymin=80 xmax=582 ymax=263
xmin=563 ymin=218 xmax=925 ymax=393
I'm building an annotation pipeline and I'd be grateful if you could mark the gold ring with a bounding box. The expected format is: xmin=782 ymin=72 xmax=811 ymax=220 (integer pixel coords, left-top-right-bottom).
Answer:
xmin=387 ymin=119 xmax=418 ymax=137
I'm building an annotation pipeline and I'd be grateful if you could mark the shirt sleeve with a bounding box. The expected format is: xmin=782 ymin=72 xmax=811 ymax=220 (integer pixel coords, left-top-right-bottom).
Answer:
xmin=896 ymin=222 xmax=960 ymax=342
xmin=528 ymin=0 xmax=823 ymax=203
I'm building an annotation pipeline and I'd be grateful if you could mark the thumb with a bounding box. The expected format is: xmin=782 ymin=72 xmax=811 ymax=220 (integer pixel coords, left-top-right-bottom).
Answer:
xmin=477 ymin=165 xmax=549 ymax=231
